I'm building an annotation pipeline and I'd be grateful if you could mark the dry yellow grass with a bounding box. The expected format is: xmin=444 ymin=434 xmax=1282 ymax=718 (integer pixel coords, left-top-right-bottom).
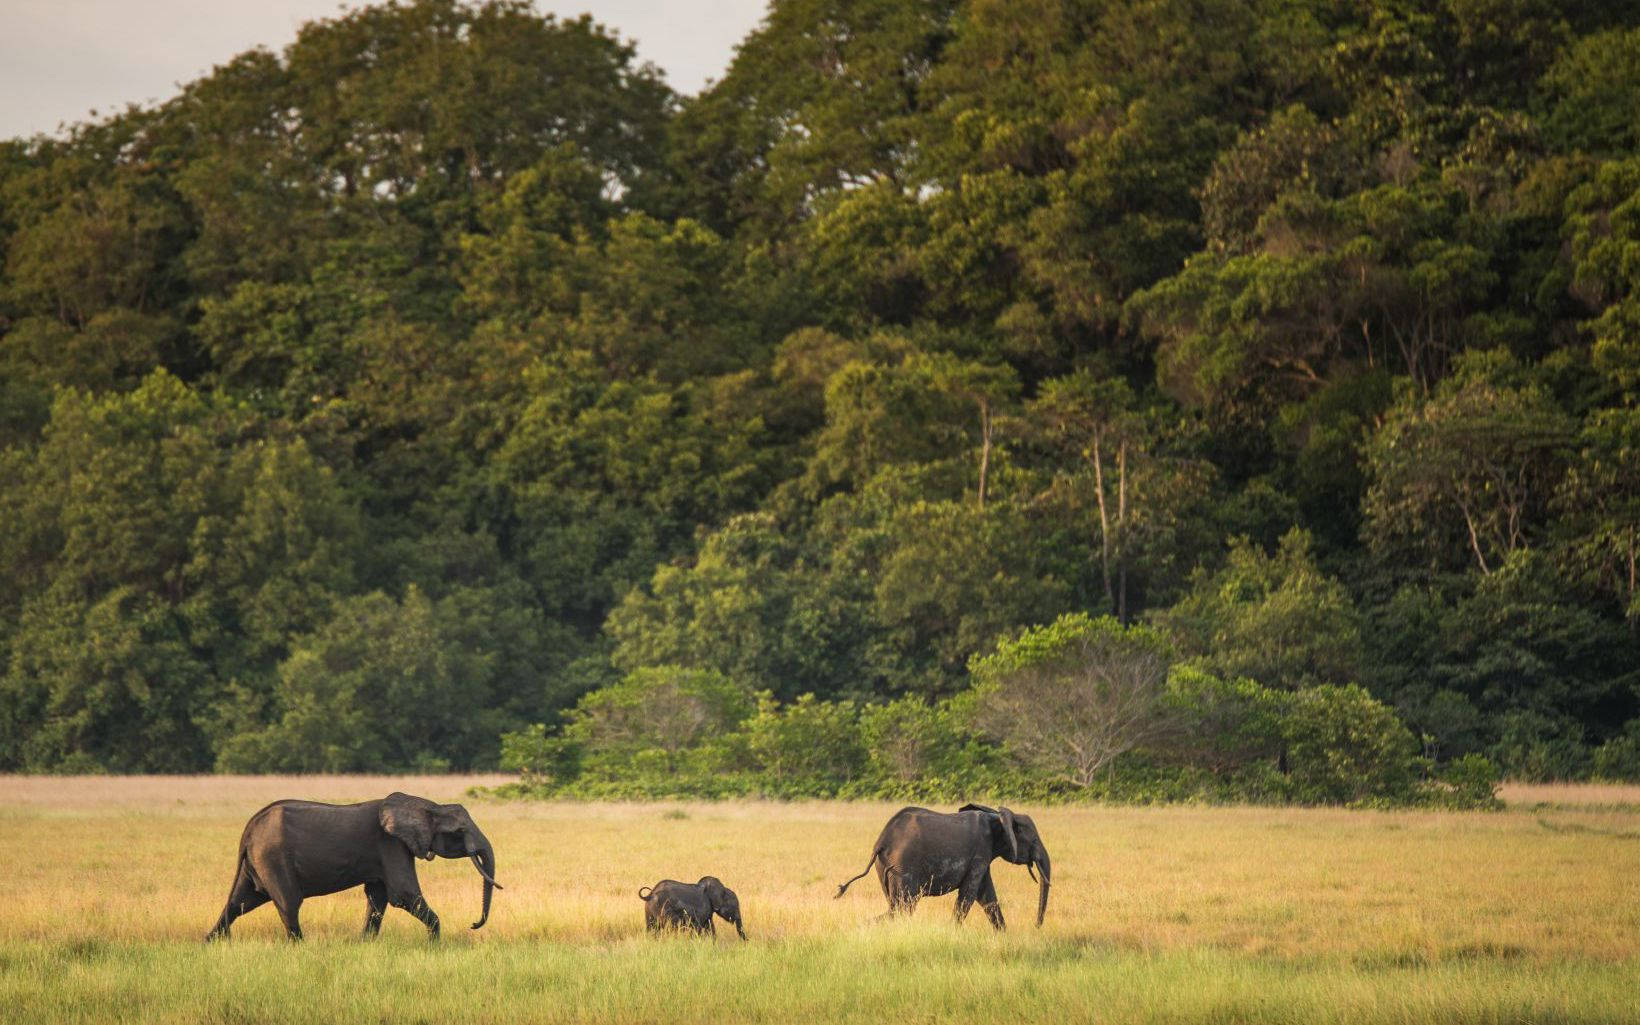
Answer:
xmin=1499 ymin=780 xmax=1640 ymax=807
xmin=1 ymin=775 xmax=1636 ymax=1023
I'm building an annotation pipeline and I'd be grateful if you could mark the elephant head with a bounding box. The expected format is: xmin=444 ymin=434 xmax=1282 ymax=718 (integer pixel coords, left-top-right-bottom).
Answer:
xmin=379 ymin=792 xmax=503 ymax=929
xmin=700 ymin=876 xmax=747 ymax=940
xmin=964 ymin=804 xmax=1052 ymax=927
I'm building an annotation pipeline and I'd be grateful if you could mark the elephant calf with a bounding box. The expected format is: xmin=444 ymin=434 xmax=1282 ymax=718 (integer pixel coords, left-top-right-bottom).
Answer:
xmin=206 ymin=791 xmax=502 ymax=942
xmin=639 ymin=876 xmax=747 ymax=939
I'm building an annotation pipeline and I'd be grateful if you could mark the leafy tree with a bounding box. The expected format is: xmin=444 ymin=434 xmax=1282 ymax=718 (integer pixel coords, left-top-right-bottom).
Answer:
xmin=1363 ymin=350 xmax=1574 ymax=573
xmin=1159 ymin=529 xmax=1363 ymax=690
xmin=554 ymin=666 xmax=755 ymax=779
xmin=1280 ymin=684 xmax=1420 ymax=804
xmin=970 ymin=613 xmax=1175 ymax=787
xmin=216 ymin=586 xmax=511 ymax=772
xmin=731 ymin=692 xmax=869 ymax=795
xmin=1540 ymin=27 xmax=1640 ymax=156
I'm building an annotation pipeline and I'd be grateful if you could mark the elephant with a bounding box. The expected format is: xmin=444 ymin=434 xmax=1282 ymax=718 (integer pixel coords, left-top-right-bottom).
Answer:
xmin=834 ymin=803 xmax=1050 ymax=929
xmin=205 ymin=791 xmax=501 ymax=941
xmin=638 ymin=876 xmax=747 ymax=939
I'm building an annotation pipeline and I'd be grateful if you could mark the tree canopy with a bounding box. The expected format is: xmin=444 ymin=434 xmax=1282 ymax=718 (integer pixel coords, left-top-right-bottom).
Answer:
xmin=3 ymin=0 xmax=1638 ymax=789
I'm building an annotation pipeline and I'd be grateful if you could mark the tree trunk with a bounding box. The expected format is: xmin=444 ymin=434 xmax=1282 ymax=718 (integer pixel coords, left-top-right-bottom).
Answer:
xmin=1091 ymin=433 xmax=1113 ymax=614
xmin=1116 ymin=440 xmax=1128 ymax=623
xmin=977 ymin=400 xmax=991 ymax=511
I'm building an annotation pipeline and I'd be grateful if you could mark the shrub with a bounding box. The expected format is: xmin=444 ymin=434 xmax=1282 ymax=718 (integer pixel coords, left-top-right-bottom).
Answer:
xmin=562 ymin=665 xmax=755 ymax=778
xmin=970 ymin=614 xmax=1175 ymax=787
xmin=1158 ymin=664 xmax=1286 ymax=773
xmin=1424 ymin=752 xmax=1503 ymax=809
xmin=497 ymin=723 xmax=581 ymax=784
xmin=857 ymin=695 xmax=997 ymax=785
xmin=1281 ymin=684 xmax=1421 ymax=805
xmin=1592 ymin=720 xmax=1640 ymax=782
xmin=1488 ymin=711 xmax=1591 ymax=782
xmin=734 ymin=693 xmax=867 ymax=797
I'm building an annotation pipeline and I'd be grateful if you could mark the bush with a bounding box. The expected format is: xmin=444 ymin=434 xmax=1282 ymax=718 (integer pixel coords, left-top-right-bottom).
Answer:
xmin=970 ymin=614 xmax=1175 ymax=787
xmin=1280 ymin=684 xmax=1421 ymax=805
xmin=497 ymin=723 xmax=582 ymax=784
xmin=1488 ymin=711 xmax=1591 ymax=782
xmin=1592 ymin=720 xmax=1640 ymax=782
xmin=562 ymin=665 xmax=755 ymax=778
xmin=734 ymin=693 xmax=867 ymax=797
xmin=1423 ymin=753 xmax=1503 ymax=809
xmin=857 ymin=695 xmax=997 ymax=785
xmin=1159 ymin=664 xmax=1286 ymax=773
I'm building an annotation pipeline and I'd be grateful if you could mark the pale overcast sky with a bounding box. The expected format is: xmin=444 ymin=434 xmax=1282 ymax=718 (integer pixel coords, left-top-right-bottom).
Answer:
xmin=0 ymin=0 xmax=769 ymax=140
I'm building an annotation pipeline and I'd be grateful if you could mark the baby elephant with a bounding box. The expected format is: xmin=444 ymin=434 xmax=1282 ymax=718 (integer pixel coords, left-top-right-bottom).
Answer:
xmin=638 ymin=876 xmax=747 ymax=940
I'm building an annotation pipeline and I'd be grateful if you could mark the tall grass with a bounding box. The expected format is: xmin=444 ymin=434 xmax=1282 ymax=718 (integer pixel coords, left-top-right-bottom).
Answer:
xmin=1 ymin=776 xmax=1635 ymax=1023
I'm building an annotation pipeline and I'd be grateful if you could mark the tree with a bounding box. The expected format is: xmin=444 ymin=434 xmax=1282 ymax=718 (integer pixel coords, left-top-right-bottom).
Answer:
xmin=1364 ymin=350 xmax=1573 ymax=574
xmin=215 ymin=586 xmax=508 ymax=773
xmin=557 ymin=666 xmax=756 ymax=778
xmin=1159 ymin=528 xmax=1363 ymax=690
xmin=1556 ymin=409 xmax=1640 ymax=624
xmin=969 ymin=613 xmax=1175 ymax=787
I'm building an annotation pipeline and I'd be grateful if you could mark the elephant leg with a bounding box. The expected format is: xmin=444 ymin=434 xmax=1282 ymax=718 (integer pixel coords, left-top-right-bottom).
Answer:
xmin=383 ymin=852 xmax=439 ymax=939
xmin=247 ymin=851 xmax=304 ymax=940
xmin=390 ymin=890 xmax=440 ymax=939
xmin=884 ymin=870 xmax=920 ymax=917
xmin=265 ymin=884 xmax=303 ymax=941
xmin=953 ymin=881 xmax=978 ymax=923
xmin=362 ymin=881 xmax=388 ymax=938
xmin=976 ymin=873 xmax=1006 ymax=931
xmin=207 ymin=862 xmax=268 ymax=941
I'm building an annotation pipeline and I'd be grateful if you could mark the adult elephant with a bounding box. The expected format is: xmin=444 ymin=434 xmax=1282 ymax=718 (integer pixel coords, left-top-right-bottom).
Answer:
xmin=205 ymin=792 xmax=501 ymax=941
xmin=834 ymin=804 xmax=1050 ymax=929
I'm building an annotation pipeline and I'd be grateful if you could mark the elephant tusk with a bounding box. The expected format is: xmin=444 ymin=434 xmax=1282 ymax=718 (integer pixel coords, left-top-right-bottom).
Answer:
xmin=1027 ymin=862 xmax=1038 ymax=883
xmin=469 ymin=852 xmax=504 ymax=889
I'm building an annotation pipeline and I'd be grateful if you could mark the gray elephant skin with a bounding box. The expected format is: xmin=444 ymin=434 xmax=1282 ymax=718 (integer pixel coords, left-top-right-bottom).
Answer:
xmin=639 ymin=876 xmax=747 ymax=939
xmin=834 ymin=803 xmax=1051 ymax=929
xmin=206 ymin=791 xmax=502 ymax=941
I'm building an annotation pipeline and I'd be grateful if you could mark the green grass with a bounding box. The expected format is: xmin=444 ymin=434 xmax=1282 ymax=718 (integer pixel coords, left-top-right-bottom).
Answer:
xmin=2 ymin=776 xmax=1636 ymax=1024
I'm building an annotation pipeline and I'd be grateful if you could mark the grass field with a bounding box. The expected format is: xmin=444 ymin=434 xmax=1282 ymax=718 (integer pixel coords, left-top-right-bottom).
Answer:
xmin=1 ymin=776 xmax=1636 ymax=1023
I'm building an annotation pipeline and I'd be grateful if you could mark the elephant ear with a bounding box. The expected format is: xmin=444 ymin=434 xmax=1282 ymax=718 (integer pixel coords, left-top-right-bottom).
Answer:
xmin=996 ymin=806 xmax=1021 ymax=862
xmin=701 ymin=877 xmax=726 ymax=907
xmin=379 ymin=792 xmax=435 ymax=858
xmin=957 ymin=803 xmax=996 ymax=815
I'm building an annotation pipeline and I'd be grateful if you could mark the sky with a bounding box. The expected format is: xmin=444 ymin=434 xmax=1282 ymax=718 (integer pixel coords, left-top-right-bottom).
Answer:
xmin=0 ymin=0 xmax=770 ymax=140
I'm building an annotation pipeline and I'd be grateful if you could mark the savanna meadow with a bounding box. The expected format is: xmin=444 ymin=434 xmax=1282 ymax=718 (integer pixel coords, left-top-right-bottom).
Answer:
xmin=6 ymin=0 xmax=1640 ymax=1021
xmin=0 ymin=775 xmax=1636 ymax=1025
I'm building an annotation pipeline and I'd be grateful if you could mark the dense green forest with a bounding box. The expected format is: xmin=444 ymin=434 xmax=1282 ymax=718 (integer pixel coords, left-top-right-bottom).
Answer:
xmin=3 ymin=0 xmax=1638 ymax=796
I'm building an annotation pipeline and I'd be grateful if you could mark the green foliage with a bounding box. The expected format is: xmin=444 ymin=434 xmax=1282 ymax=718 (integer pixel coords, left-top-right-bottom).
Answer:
xmin=969 ymin=614 xmax=1178 ymax=787
xmin=1591 ymin=720 xmax=1640 ymax=782
xmin=1160 ymin=529 xmax=1363 ymax=689
xmin=1486 ymin=710 xmax=1592 ymax=782
xmin=1430 ymin=753 xmax=1504 ymax=809
xmin=561 ymin=666 xmax=755 ymax=778
xmin=215 ymin=586 xmax=511 ymax=773
xmin=4 ymin=0 xmax=1639 ymax=786
xmin=1160 ymin=664 xmax=1288 ymax=774
xmin=1363 ymin=351 xmax=1574 ymax=574
xmin=1279 ymin=684 xmax=1422 ymax=805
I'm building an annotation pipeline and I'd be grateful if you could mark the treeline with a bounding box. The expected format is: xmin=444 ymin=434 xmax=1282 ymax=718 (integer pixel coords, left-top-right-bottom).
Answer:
xmin=495 ymin=614 xmax=1505 ymax=807
xmin=2 ymin=0 xmax=1638 ymax=791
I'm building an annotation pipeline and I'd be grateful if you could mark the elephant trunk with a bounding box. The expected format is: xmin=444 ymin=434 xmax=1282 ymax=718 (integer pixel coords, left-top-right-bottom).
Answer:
xmin=467 ymin=835 xmax=499 ymax=931
xmin=1032 ymin=844 xmax=1051 ymax=928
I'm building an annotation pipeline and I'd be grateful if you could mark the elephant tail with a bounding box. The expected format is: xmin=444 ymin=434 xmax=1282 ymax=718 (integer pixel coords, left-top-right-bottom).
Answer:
xmin=834 ymin=850 xmax=879 ymax=899
xmin=638 ymin=886 xmax=653 ymax=900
